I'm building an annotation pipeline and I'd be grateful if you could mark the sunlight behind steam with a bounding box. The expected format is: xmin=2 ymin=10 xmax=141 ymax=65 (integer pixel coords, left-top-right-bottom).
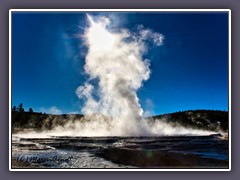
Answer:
xmin=77 ymin=14 xmax=162 ymax=136
xmin=85 ymin=14 xmax=115 ymax=52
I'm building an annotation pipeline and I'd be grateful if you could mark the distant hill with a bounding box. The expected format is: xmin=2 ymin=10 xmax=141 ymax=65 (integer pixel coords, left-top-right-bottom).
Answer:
xmin=150 ymin=110 xmax=228 ymax=132
xmin=12 ymin=112 xmax=84 ymax=132
xmin=12 ymin=110 xmax=228 ymax=133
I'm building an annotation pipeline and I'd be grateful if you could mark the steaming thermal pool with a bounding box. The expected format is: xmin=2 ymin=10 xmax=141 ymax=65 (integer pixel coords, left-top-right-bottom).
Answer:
xmin=12 ymin=134 xmax=228 ymax=169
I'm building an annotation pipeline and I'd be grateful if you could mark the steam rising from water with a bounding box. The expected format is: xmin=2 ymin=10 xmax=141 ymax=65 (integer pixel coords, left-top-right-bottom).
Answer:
xmin=14 ymin=120 xmax=215 ymax=138
xmin=74 ymin=14 xmax=165 ymax=136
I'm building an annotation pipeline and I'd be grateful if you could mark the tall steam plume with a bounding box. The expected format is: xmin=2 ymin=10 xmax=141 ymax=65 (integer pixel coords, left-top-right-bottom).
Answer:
xmin=75 ymin=14 xmax=164 ymax=136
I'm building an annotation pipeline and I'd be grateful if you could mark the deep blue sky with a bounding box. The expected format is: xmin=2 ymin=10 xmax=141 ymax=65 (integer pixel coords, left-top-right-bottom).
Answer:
xmin=11 ymin=12 xmax=229 ymax=115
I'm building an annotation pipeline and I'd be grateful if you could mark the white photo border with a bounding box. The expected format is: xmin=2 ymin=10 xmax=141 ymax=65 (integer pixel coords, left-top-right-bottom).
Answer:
xmin=9 ymin=9 xmax=231 ymax=171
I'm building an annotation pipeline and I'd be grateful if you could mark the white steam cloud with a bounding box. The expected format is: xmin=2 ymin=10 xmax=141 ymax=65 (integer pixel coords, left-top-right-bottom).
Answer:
xmin=74 ymin=14 xmax=164 ymax=136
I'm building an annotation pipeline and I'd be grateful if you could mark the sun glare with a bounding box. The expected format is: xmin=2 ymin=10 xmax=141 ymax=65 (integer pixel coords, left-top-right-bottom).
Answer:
xmin=86 ymin=15 xmax=115 ymax=51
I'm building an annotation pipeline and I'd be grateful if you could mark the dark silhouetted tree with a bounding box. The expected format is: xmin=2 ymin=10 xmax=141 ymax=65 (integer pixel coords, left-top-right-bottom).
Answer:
xmin=17 ymin=103 xmax=24 ymax=113
xmin=12 ymin=106 xmax=17 ymax=112
xmin=29 ymin=108 xmax=33 ymax=113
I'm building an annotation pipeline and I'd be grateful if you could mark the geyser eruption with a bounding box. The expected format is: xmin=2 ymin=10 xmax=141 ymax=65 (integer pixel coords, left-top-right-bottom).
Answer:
xmin=75 ymin=14 xmax=164 ymax=136
xmin=12 ymin=14 xmax=219 ymax=140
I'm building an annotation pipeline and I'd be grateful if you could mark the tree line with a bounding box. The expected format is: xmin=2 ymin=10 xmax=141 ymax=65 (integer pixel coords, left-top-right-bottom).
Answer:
xmin=12 ymin=103 xmax=33 ymax=113
xmin=150 ymin=109 xmax=228 ymax=132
